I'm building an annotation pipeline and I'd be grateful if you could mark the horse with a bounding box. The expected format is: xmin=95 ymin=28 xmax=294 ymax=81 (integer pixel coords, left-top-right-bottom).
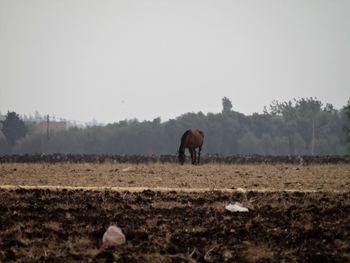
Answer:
xmin=178 ymin=129 xmax=204 ymax=165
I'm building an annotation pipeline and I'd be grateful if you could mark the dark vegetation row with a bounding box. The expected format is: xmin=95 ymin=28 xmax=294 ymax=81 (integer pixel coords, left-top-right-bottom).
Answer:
xmin=1 ymin=153 xmax=350 ymax=164
xmin=2 ymin=97 xmax=350 ymax=155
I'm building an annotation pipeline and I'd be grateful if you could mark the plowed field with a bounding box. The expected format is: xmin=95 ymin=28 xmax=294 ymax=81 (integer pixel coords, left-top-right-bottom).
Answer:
xmin=0 ymin=163 xmax=349 ymax=262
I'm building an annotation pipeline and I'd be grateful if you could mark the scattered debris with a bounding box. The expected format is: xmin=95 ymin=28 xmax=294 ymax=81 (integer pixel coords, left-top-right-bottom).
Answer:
xmin=236 ymin=188 xmax=247 ymax=193
xmin=102 ymin=225 xmax=126 ymax=247
xmin=225 ymin=203 xmax=249 ymax=212
xmin=204 ymin=245 xmax=218 ymax=261
xmin=122 ymin=167 xmax=134 ymax=172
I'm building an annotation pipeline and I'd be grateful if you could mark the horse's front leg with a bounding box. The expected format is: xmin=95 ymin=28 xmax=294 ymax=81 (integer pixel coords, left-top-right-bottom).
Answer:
xmin=193 ymin=149 xmax=197 ymax=165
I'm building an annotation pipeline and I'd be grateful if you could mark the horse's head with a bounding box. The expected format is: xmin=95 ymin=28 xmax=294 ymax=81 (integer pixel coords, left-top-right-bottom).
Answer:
xmin=178 ymin=151 xmax=185 ymax=165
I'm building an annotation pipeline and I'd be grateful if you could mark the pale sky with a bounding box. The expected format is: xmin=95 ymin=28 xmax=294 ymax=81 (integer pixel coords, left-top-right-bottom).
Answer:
xmin=1 ymin=0 xmax=349 ymax=124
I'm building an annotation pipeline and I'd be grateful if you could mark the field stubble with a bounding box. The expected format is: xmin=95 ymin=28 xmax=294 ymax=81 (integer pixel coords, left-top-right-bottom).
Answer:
xmin=0 ymin=163 xmax=349 ymax=262
xmin=0 ymin=163 xmax=349 ymax=191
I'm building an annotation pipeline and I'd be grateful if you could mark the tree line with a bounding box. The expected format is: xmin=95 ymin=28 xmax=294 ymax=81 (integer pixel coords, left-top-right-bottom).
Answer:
xmin=1 ymin=97 xmax=350 ymax=155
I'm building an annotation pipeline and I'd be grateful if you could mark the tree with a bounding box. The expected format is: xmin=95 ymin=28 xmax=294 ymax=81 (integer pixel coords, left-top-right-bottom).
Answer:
xmin=222 ymin=97 xmax=233 ymax=113
xmin=0 ymin=131 xmax=11 ymax=154
xmin=342 ymin=99 xmax=350 ymax=152
xmin=238 ymin=132 xmax=263 ymax=154
xmin=4 ymin=98 xmax=347 ymax=155
xmin=1 ymin=111 xmax=28 ymax=146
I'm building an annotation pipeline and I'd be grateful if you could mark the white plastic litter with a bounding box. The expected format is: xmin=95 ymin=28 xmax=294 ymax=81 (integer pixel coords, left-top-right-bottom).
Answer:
xmin=225 ymin=203 xmax=249 ymax=212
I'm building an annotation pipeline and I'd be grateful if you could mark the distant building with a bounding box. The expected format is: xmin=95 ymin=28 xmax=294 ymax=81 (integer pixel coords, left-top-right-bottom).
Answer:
xmin=36 ymin=121 xmax=67 ymax=134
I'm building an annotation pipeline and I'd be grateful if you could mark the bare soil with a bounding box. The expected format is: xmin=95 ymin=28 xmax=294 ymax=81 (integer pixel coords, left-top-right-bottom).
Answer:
xmin=0 ymin=163 xmax=350 ymax=191
xmin=0 ymin=163 xmax=349 ymax=262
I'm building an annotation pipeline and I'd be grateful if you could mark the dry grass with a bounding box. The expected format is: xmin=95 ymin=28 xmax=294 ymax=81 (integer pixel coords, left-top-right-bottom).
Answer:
xmin=0 ymin=163 xmax=349 ymax=191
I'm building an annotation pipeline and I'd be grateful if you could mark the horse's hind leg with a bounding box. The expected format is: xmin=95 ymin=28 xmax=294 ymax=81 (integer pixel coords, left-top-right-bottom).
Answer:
xmin=193 ymin=149 xmax=197 ymax=165
xmin=189 ymin=149 xmax=194 ymax=165
xmin=197 ymin=146 xmax=202 ymax=164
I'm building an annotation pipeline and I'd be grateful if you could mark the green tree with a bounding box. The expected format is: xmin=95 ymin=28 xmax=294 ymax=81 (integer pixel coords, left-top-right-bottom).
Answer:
xmin=1 ymin=111 xmax=28 ymax=146
xmin=6 ymin=97 xmax=348 ymax=155
xmin=342 ymin=99 xmax=350 ymax=152
xmin=222 ymin=97 xmax=233 ymax=114
xmin=0 ymin=131 xmax=11 ymax=154
xmin=238 ymin=132 xmax=263 ymax=154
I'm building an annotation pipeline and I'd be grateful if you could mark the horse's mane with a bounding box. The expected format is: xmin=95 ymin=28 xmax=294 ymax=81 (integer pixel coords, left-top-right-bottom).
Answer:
xmin=179 ymin=129 xmax=191 ymax=154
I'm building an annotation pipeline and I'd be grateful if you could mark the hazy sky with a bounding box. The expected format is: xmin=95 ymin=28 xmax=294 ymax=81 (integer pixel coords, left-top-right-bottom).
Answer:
xmin=1 ymin=0 xmax=349 ymax=124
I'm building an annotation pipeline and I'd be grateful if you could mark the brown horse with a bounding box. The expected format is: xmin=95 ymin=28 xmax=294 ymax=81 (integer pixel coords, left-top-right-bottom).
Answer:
xmin=178 ymin=129 xmax=204 ymax=165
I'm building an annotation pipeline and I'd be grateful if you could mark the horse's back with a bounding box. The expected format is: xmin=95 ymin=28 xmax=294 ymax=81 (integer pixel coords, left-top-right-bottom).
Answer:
xmin=196 ymin=129 xmax=204 ymax=139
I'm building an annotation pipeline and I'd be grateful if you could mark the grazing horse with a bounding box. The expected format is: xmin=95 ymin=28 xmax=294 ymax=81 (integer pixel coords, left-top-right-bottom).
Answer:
xmin=178 ymin=129 xmax=204 ymax=165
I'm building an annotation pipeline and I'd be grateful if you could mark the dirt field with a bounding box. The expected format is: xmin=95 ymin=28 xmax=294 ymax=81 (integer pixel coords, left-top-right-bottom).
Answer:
xmin=0 ymin=163 xmax=349 ymax=262
xmin=1 ymin=163 xmax=350 ymax=191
